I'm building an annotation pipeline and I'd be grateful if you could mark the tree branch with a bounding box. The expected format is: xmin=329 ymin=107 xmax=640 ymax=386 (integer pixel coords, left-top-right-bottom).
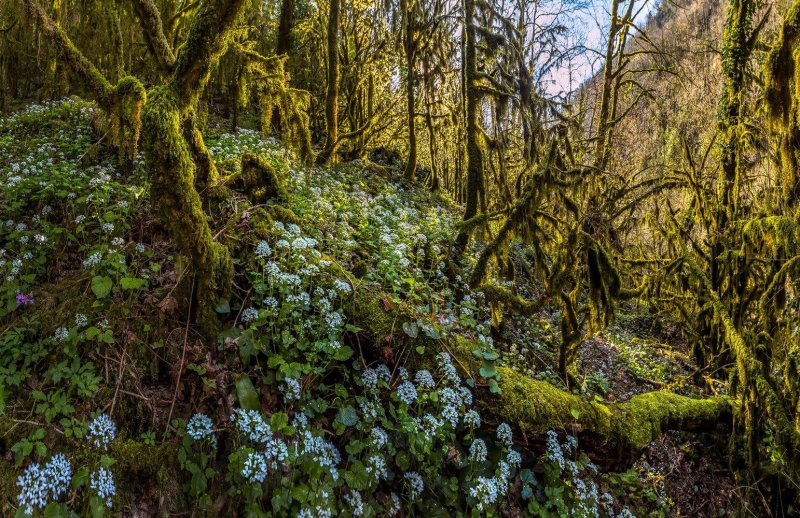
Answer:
xmin=170 ymin=0 xmax=248 ymax=111
xmin=19 ymin=0 xmax=113 ymax=105
xmin=131 ymin=0 xmax=176 ymax=74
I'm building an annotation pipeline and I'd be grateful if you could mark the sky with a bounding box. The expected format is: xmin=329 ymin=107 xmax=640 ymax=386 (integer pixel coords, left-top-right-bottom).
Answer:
xmin=545 ymin=0 xmax=661 ymax=96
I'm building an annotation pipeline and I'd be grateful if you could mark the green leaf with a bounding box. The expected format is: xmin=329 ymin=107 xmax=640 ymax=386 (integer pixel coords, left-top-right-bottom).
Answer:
xmin=43 ymin=503 xmax=71 ymax=518
xmin=423 ymin=326 xmax=441 ymax=339
xmin=395 ymin=451 xmax=410 ymax=471
xmin=479 ymin=361 xmax=497 ymax=378
xmin=346 ymin=440 xmax=365 ymax=455
xmin=90 ymin=276 xmax=113 ymax=299
xmin=333 ymin=346 xmax=354 ymax=361
xmin=520 ymin=468 xmax=534 ymax=483
xmin=335 ymin=405 xmax=359 ymax=427
xmin=235 ymin=375 xmax=260 ymax=410
xmin=402 ymin=321 xmax=418 ymax=338
xmin=214 ymin=299 xmax=231 ymax=314
xmin=72 ymin=467 xmax=90 ymax=488
xmin=89 ymin=496 xmax=106 ymax=518
xmin=269 ymin=412 xmax=289 ymax=431
xmin=119 ymin=276 xmax=146 ymax=290
xmin=99 ymin=454 xmax=116 ymax=468
xmin=267 ymin=355 xmax=285 ymax=368
xmin=488 ymin=379 xmax=501 ymax=394
xmin=482 ymin=350 xmax=499 ymax=361
xmin=570 ymin=408 xmax=581 ymax=420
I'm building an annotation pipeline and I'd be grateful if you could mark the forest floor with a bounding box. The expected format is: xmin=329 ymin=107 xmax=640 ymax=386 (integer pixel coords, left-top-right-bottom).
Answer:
xmin=0 ymin=99 xmax=740 ymax=516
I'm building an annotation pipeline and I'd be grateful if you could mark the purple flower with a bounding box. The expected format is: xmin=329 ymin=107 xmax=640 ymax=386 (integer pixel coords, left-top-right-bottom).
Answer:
xmin=15 ymin=292 xmax=34 ymax=306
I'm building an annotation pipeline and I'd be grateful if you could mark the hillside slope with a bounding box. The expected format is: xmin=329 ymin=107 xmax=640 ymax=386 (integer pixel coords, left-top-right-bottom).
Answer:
xmin=0 ymin=99 xmax=736 ymax=516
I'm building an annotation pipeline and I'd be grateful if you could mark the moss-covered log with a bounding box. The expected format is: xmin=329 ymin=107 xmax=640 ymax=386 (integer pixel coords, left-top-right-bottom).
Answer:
xmin=496 ymin=367 xmax=731 ymax=452
xmin=343 ymin=280 xmax=733 ymax=458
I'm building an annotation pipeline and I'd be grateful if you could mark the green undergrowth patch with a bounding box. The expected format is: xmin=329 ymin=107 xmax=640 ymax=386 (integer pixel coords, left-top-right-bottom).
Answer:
xmin=0 ymin=100 xmax=672 ymax=517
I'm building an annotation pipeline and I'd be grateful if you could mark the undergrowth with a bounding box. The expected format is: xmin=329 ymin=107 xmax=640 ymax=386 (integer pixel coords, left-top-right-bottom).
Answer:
xmin=0 ymin=99 xmax=684 ymax=516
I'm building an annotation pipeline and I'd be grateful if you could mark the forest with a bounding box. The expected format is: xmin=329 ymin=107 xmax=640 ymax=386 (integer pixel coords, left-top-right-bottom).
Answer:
xmin=0 ymin=0 xmax=798 ymax=515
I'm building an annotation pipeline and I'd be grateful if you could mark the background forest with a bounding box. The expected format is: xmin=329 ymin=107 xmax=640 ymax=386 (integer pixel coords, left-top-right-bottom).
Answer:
xmin=0 ymin=0 xmax=799 ymax=516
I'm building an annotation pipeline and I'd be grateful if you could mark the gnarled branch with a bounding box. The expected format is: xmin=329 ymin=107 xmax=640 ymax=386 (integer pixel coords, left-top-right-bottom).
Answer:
xmin=131 ymin=0 xmax=176 ymax=74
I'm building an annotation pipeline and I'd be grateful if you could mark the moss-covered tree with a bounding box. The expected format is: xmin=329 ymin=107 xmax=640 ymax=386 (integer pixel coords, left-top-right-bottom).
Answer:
xmin=16 ymin=0 xmax=310 ymax=334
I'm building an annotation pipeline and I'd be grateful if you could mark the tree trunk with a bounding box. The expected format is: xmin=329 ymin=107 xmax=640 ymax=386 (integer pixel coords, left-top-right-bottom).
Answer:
xmin=316 ymin=0 xmax=340 ymax=165
xmin=424 ymin=92 xmax=439 ymax=190
xmin=453 ymin=0 xmax=482 ymax=256
xmin=276 ymin=0 xmax=293 ymax=56
xmin=402 ymin=0 xmax=417 ymax=181
xmin=271 ymin=0 xmax=293 ymax=133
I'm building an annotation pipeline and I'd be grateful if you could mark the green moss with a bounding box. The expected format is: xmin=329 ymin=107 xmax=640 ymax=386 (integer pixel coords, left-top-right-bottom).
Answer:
xmin=267 ymin=205 xmax=301 ymax=225
xmin=235 ymin=151 xmax=288 ymax=203
xmin=613 ymin=392 xmax=731 ymax=450
xmin=496 ymin=366 xmax=731 ymax=451
xmin=170 ymin=0 xmax=248 ymax=112
xmin=235 ymin=48 xmax=313 ymax=163
xmin=496 ymin=366 xmax=611 ymax=435
xmin=345 ymin=284 xmax=397 ymax=347
xmin=142 ymin=85 xmax=232 ymax=335
xmin=184 ymin=114 xmax=219 ymax=193
xmin=131 ymin=0 xmax=177 ymax=73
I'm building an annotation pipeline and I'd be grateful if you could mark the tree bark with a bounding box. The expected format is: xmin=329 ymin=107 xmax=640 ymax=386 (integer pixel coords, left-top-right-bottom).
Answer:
xmin=316 ymin=0 xmax=340 ymax=165
xmin=402 ymin=0 xmax=417 ymax=181
xmin=453 ymin=0 xmax=482 ymax=256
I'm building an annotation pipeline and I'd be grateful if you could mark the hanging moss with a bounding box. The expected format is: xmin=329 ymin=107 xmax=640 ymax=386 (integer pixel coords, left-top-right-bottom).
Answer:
xmin=19 ymin=1 xmax=147 ymax=159
xmin=585 ymin=232 xmax=621 ymax=330
xmin=235 ymin=46 xmax=314 ymax=163
xmin=762 ymin=0 xmax=800 ymax=210
xmin=742 ymin=216 xmax=799 ymax=257
xmin=110 ymin=76 xmax=146 ymax=160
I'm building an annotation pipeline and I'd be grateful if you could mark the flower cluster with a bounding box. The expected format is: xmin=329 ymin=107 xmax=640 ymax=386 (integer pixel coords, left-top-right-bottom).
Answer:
xmin=470 ymin=476 xmax=501 ymax=512
xmin=16 ymin=454 xmax=72 ymax=515
xmin=87 ymin=414 xmax=117 ymax=450
xmin=404 ymin=471 xmax=424 ymax=499
xmin=186 ymin=413 xmax=216 ymax=448
xmin=370 ymin=427 xmax=388 ymax=449
xmin=496 ymin=422 xmax=513 ymax=447
xmin=90 ymin=467 xmax=116 ymax=508
xmin=395 ymin=380 xmax=418 ymax=405
xmin=414 ymin=369 xmax=435 ymax=390
xmin=281 ymin=377 xmax=302 ymax=401
xmin=469 ymin=438 xmax=488 ymax=463
xmin=242 ymin=451 xmax=269 ymax=483
xmin=231 ymin=409 xmax=273 ymax=443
